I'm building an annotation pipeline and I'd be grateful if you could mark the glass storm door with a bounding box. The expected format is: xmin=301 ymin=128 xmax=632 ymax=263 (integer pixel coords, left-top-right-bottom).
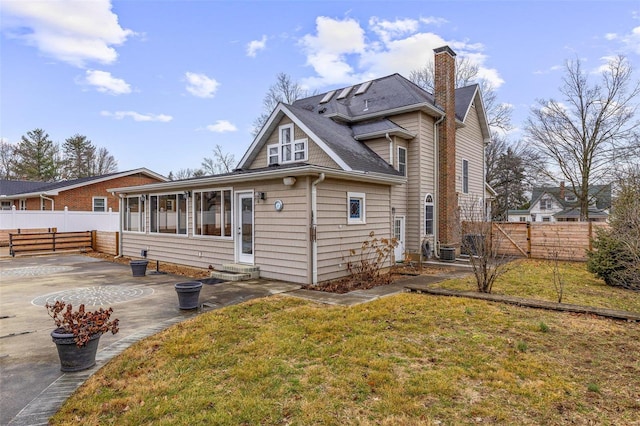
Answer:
xmin=393 ymin=216 xmax=405 ymax=262
xmin=236 ymin=192 xmax=254 ymax=264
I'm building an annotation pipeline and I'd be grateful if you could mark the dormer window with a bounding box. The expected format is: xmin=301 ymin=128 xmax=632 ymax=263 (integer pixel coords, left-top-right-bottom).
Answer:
xmin=565 ymin=194 xmax=577 ymax=202
xmin=267 ymin=123 xmax=308 ymax=165
xmin=540 ymin=198 xmax=552 ymax=210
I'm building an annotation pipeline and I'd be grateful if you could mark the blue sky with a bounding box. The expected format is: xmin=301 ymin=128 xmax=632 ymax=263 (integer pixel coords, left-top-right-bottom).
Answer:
xmin=1 ymin=0 xmax=639 ymax=177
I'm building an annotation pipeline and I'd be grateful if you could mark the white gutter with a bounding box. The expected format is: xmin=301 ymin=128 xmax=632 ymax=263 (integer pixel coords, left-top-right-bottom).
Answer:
xmin=311 ymin=173 xmax=325 ymax=285
xmin=432 ymin=115 xmax=445 ymax=258
xmin=40 ymin=194 xmax=54 ymax=211
xmin=386 ymin=133 xmax=393 ymax=166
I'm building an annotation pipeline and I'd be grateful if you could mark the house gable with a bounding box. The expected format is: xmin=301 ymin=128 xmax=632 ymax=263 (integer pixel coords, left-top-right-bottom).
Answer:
xmin=246 ymin=115 xmax=341 ymax=170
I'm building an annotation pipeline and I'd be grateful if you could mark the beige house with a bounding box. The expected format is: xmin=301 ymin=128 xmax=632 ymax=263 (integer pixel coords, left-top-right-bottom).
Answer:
xmin=109 ymin=45 xmax=490 ymax=285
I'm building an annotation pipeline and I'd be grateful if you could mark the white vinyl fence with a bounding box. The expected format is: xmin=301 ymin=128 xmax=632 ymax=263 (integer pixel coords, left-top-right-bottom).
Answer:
xmin=0 ymin=207 xmax=119 ymax=232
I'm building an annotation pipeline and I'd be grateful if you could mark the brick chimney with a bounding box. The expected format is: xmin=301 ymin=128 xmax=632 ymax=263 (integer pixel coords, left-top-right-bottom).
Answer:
xmin=559 ymin=181 xmax=565 ymax=199
xmin=434 ymin=45 xmax=459 ymax=248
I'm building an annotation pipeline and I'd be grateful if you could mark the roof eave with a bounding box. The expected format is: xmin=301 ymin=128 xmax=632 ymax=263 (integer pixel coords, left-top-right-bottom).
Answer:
xmin=108 ymin=165 xmax=405 ymax=194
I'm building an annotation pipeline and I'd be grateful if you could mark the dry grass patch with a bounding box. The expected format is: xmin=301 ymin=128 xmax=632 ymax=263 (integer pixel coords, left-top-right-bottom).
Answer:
xmin=51 ymin=293 xmax=640 ymax=425
xmin=433 ymin=259 xmax=640 ymax=313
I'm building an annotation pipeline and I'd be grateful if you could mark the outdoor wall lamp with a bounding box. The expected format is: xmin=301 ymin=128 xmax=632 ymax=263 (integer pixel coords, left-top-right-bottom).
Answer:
xmin=255 ymin=192 xmax=266 ymax=201
xmin=183 ymin=190 xmax=191 ymax=198
xmin=283 ymin=176 xmax=296 ymax=186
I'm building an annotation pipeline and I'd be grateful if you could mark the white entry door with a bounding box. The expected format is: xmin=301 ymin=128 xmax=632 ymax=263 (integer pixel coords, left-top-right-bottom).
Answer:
xmin=393 ymin=216 xmax=405 ymax=262
xmin=236 ymin=192 xmax=254 ymax=264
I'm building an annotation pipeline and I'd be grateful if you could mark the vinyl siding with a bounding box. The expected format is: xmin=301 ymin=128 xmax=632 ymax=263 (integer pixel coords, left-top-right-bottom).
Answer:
xmin=315 ymin=178 xmax=392 ymax=283
xmin=121 ymin=178 xmax=312 ymax=284
xmin=248 ymin=116 xmax=340 ymax=170
xmin=456 ymin=103 xmax=485 ymax=219
xmin=390 ymin=111 xmax=436 ymax=254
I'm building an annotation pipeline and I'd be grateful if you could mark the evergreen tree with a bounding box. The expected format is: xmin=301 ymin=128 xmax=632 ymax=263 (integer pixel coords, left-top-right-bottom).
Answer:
xmin=14 ymin=128 xmax=60 ymax=181
xmin=63 ymin=134 xmax=95 ymax=178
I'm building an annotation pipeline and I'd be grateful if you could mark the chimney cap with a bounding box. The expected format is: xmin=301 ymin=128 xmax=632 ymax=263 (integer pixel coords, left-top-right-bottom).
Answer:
xmin=433 ymin=45 xmax=457 ymax=57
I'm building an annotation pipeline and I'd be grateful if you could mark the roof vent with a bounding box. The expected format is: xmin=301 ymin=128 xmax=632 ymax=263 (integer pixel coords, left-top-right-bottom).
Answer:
xmin=337 ymin=86 xmax=353 ymax=99
xmin=319 ymin=90 xmax=336 ymax=104
xmin=355 ymin=80 xmax=372 ymax=95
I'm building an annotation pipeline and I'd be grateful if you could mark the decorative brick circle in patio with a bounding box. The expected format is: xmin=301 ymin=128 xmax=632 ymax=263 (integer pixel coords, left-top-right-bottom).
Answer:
xmin=32 ymin=286 xmax=154 ymax=307
xmin=0 ymin=265 xmax=74 ymax=278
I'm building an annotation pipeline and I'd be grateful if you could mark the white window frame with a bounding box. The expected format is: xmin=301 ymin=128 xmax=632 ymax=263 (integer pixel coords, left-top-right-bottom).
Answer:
xmin=267 ymin=124 xmax=308 ymax=165
xmin=1 ymin=201 xmax=11 ymax=210
xmin=192 ymin=188 xmax=233 ymax=239
xmin=124 ymin=195 xmax=146 ymax=233
xmin=347 ymin=192 xmax=366 ymax=225
xmin=462 ymin=159 xmax=469 ymax=194
xmin=542 ymin=216 xmax=551 ymax=222
xmin=397 ymin=146 xmax=407 ymax=176
xmin=93 ymin=197 xmax=107 ymax=212
xmin=149 ymin=193 xmax=188 ymax=236
xmin=19 ymin=199 xmax=26 ymax=210
xmin=540 ymin=198 xmax=551 ymax=210
xmin=424 ymin=194 xmax=434 ymax=235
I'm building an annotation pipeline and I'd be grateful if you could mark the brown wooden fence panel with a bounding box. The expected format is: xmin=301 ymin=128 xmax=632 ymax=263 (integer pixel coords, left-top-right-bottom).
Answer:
xmin=0 ymin=227 xmax=57 ymax=247
xmin=9 ymin=231 xmax=92 ymax=256
xmin=491 ymin=222 xmax=529 ymax=258
xmin=489 ymin=222 xmax=610 ymax=262
xmin=95 ymin=231 xmax=119 ymax=256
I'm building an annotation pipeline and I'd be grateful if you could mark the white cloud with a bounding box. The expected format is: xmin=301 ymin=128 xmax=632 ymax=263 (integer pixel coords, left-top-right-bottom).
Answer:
xmin=420 ymin=16 xmax=448 ymax=26
xmin=247 ymin=35 xmax=267 ymax=57
xmin=369 ymin=17 xmax=419 ymax=44
xmin=84 ymin=70 xmax=131 ymax=95
xmin=100 ymin=111 xmax=172 ymax=122
xmin=299 ymin=16 xmax=366 ymax=87
xmin=298 ymin=15 xmax=504 ymax=90
xmin=605 ymin=33 xmax=618 ymax=41
xmin=1 ymin=0 xmax=134 ymax=67
xmin=620 ymin=25 xmax=640 ymax=55
xmin=185 ymin=72 xmax=219 ymax=98
xmin=206 ymin=120 xmax=237 ymax=133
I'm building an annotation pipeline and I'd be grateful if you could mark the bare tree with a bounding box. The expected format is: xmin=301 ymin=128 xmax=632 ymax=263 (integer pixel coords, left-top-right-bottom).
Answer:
xmin=0 ymin=140 xmax=17 ymax=179
xmin=409 ymin=56 xmax=513 ymax=132
xmin=459 ymin=197 xmax=513 ymax=293
xmin=526 ymin=55 xmax=640 ymax=221
xmin=169 ymin=168 xmax=204 ymax=180
xmin=91 ymin=147 xmax=118 ymax=175
xmin=201 ymin=144 xmax=236 ymax=175
xmin=252 ymin=73 xmax=309 ymax=136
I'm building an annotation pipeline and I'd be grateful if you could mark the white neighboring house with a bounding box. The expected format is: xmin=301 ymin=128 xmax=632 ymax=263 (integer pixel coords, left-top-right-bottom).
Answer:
xmin=507 ymin=183 xmax=611 ymax=223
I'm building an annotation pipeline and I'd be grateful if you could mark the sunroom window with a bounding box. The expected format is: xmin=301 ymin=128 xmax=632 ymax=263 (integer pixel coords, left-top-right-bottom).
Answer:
xmin=124 ymin=195 xmax=145 ymax=232
xmin=150 ymin=193 xmax=187 ymax=235
xmin=194 ymin=189 xmax=232 ymax=238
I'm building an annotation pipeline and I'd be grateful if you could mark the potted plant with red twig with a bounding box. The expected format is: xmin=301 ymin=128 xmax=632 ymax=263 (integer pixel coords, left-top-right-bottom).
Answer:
xmin=45 ymin=301 xmax=119 ymax=372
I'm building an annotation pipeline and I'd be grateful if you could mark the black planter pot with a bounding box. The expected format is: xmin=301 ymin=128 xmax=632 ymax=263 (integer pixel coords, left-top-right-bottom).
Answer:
xmin=130 ymin=260 xmax=149 ymax=277
xmin=51 ymin=329 xmax=101 ymax=372
xmin=175 ymin=281 xmax=203 ymax=310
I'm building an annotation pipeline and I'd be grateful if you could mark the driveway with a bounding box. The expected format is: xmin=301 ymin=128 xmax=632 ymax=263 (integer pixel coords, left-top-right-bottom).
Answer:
xmin=0 ymin=254 xmax=300 ymax=425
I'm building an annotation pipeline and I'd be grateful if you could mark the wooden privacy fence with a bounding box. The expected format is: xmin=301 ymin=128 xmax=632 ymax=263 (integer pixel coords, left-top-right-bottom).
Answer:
xmin=488 ymin=222 xmax=609 ymax=261
xmin=95 ymin=231 xmax=119 ymax=256
xmin=9 ymin=230 xmax=94 ymax=257
xmin=0 ymin=228 xmax=57 ymax=247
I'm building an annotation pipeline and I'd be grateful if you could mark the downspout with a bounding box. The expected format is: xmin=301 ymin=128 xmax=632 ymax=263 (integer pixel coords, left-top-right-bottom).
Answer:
xmin=432 ymin=115 xmax=445 ymax=258
xmin=40 ymin=194 xmax=54 ymax=211
xmin=386 ymin=132 xmax=393 ymax=166
xmin=311 ymin=173 xmax=325 ymax=285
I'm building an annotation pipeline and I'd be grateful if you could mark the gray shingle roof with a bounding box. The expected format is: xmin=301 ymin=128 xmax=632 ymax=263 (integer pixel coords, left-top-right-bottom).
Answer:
xmin=287 ymin=104 xmax=402 ymax=175
xmin=531 ymin=184 xmax=612 ymax=210
xmin=0 ymin=180 xmax=47 ymax=196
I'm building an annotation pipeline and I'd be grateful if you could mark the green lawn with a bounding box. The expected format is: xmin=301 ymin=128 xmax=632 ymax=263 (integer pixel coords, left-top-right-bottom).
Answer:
xmin=432 ymin=259 xmax=640 ymax=313
xmin=51 ymin=261 xmax=640 ymax=425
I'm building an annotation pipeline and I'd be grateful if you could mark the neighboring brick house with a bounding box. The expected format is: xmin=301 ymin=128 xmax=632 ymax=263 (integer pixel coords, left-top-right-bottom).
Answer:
xmin=0 ymin=169 xmax=167 ymax=212
xmin=110 ymin=45 xmax=491 ymax=285
xmin=507 ymin=183 xmax=611 ymax=223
